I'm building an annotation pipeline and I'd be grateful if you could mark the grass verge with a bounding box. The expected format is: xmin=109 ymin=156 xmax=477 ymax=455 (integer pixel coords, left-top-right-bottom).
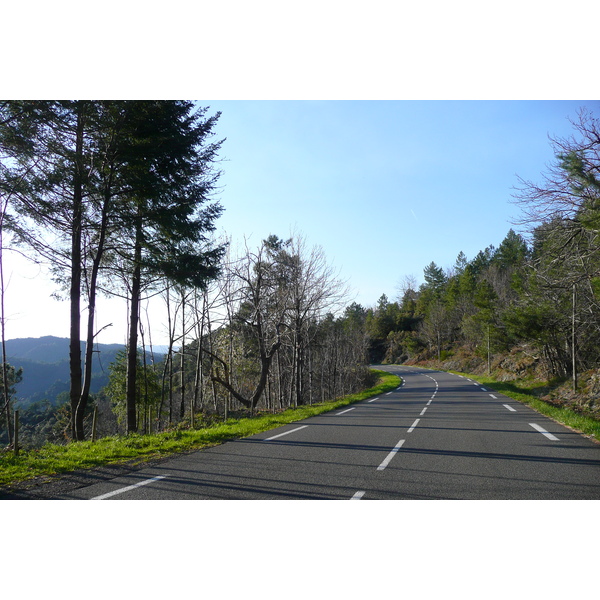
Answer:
xmin=449 ymin=370 xmax=600 ymax=443
xmin=0 ymin=369 xmax=400 ymax=488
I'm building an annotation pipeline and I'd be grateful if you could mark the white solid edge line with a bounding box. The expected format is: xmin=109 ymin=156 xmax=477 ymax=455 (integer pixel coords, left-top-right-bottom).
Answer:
xmin=529 ymin=423 xmax=559 ymax=441
xmin=91 ymin=475 xmax=168 ymax=500
xmin=351 ymin=491 xmax=366 ymax=500
xmin=264 ymin=425 xmax=309 ymax=441
xmin=503 ymin=404 xmax=517 ymax=412
xmin=377 ymin=439 xmax=406 ymax=471
xmin=336 ymin=407 xmax=356 ymax=415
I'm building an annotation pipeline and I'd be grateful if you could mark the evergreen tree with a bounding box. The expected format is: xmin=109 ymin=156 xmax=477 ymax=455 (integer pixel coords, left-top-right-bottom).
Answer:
xmin=0 ymin=101 xmax=225 ymax=438
xmin=104 ymin=349 xmax=161 ymax=430
xmin=0 ymin=101 xmax=100 ymax=440
xmin=493 ymin=229 xmax=528 ymax=270
xmin=111 ymin=102 xmax=225 ymax=433
xmin=423 ymin=261 xmax=446 ymax=292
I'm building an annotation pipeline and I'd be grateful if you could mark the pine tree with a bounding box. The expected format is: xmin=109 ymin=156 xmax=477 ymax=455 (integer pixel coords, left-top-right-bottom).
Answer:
xmin=110 ymin=102 xmax=225 ymax=432
xmin=0 ymin=101 xmax=225 ymax=438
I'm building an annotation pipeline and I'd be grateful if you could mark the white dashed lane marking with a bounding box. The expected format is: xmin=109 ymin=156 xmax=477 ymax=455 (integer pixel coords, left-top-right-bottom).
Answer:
xmin=530 ymin=423 xmax=559 ymax=441
xmin=407 ymin=419 xmax=420 ymax=433
xmin=91 ymin=475 xmax=168 ymax=500
xmin=264 ymin=425 xmax=309 ymax=441
xmin=377 ymin=439 xmax=406 ymax=471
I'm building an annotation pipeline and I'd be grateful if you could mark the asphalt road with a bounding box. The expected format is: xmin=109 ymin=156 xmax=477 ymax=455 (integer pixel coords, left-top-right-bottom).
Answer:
xmin=49 ymin=365 xmax=600 ymax=499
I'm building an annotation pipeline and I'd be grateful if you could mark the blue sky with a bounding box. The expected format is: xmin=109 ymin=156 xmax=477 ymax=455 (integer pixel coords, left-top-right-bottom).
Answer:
xmin=4 ymin=100 xmax=600 ymax=345
xmin=208 ymin=100 xmax=599 ymax=301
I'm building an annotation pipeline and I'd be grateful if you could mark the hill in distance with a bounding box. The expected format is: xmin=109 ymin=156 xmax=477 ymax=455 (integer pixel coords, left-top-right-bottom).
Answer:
xmin=6 ymin=335 xmax=125 ymax=364
xmin=4 ymin=336 xmax=164 ymax=407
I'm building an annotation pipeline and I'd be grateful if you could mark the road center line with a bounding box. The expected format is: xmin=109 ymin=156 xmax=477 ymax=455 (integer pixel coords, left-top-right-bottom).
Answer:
xmin=336 ymin=407 xmax=356 ymax=415
xmin=91 ymin=475 xmax=168 ymax=500
xmin=351 ymin=491 xmax=365 ymax=500
xmin=503 ymin=404 xmax=516 ymax=412
xmin=377 ymin=439 xmax=406 ymax=471
xmin=529 ymin=423 xmax=559 ymax=441
xmin=407 ymin=418 xmax=420 ymax=433
xmin=264 ymin=425 xmax=309 ymax=441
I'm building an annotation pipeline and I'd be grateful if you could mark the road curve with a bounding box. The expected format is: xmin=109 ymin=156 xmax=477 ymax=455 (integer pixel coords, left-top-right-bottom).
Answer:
xmin=38 ymin=366 xmax=600 ymax=499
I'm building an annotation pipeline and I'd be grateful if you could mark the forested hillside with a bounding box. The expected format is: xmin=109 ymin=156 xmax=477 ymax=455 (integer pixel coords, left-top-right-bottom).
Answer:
xmin=0 ymin=337 xmax=162 ymax=447
xmin=6 ymin=336 xmax=125 ymax=403
xmin=362 ymin=110 xmax=600 ymax=420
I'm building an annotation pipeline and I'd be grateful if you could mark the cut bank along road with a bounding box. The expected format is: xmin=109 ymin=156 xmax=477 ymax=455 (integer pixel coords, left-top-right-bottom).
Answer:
xmin=55 ymin=366 xmax=600 ymax=500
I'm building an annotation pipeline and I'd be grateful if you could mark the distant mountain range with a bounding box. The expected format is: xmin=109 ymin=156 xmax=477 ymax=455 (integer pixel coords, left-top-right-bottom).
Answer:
xmin=4 ymin=336 xmax=164 ymax=407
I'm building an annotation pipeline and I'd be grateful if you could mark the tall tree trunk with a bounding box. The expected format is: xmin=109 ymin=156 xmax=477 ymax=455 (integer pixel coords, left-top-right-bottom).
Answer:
xmin=70 ymin=102 xmax=85 ymax=440
xmin=289 ymin=342 xmax=297 ymax=408
xmin=158 ymin=283 xmax=174 ymax=426
xmin=204 ymin=301 xmax=218 ymax=412
xmin=179 ymin=290 xmax=186 ymax=419
xmin=276 ymin=349 xmax=283 ymax=409
xmin=168 ymin=349 xmax=174 ymax=423
xmin=192 ymin=289 xmax=206 ymax=415
xmin=125 ymin=218 xmax=142 ymax=433
xmin=250 ymin=342 xmax=281 ymax=409
xmin=295 ymin=322 xmax=304 ymax=406
xmin=140 ymin=318 xmax=150 ymax=433
xmin=0 ymin=218 xmax=12 ymax=444
xmin=76 ymin=186 xmax=111 ymax=440
xmin=307 ymin=341 xmax=313 ymax=405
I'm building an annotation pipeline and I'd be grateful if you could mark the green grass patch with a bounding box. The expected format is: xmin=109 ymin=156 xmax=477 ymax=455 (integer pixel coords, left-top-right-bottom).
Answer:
xmin=0 ymin=369 xmax=400 ymax=488
xmin=449 ymin=371 xmax=600 ymax=442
